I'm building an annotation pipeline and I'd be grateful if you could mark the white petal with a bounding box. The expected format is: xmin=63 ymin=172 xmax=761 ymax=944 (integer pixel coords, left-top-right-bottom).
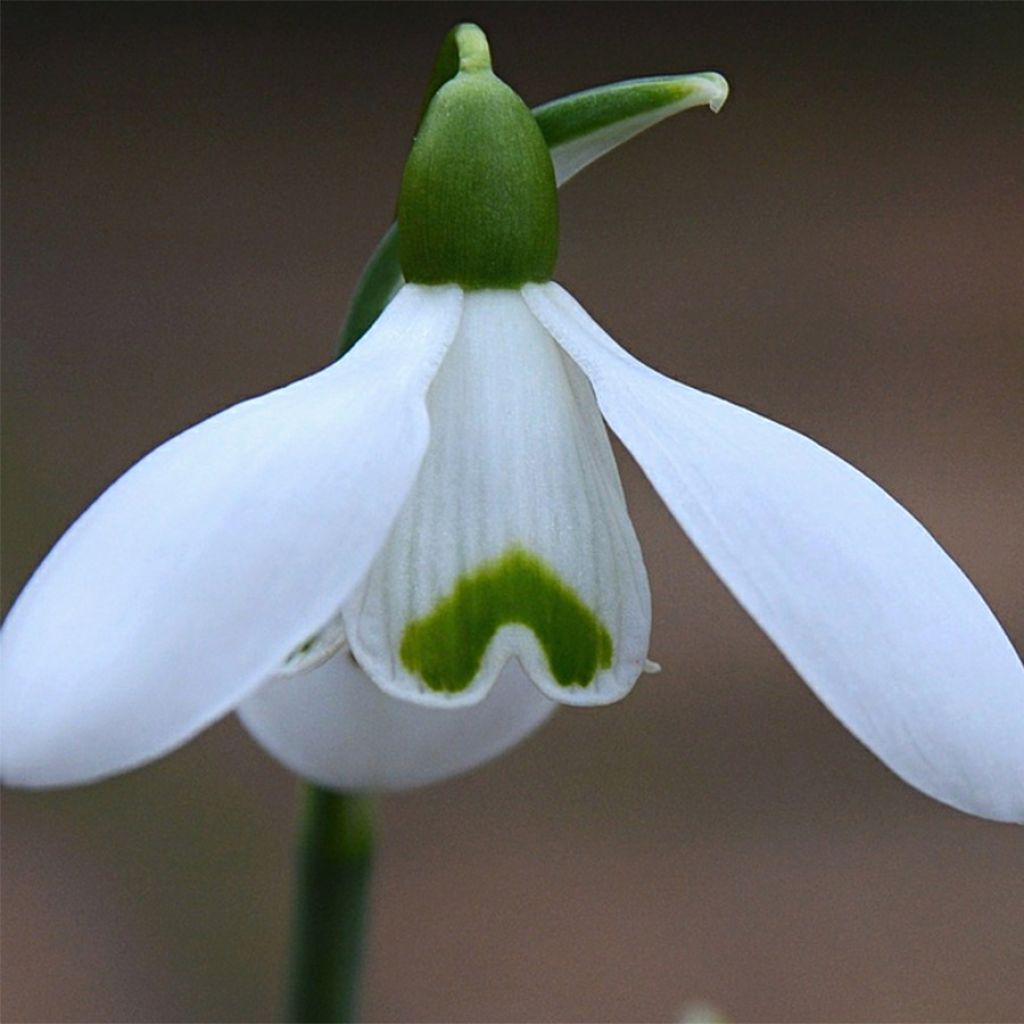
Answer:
xmin=237 ymin=650 xmax=556 ymax=791
xmin=345 ymin=290 xmax=651 ymax=708
xmin=1 ymin=284 xmax=463 ymax=787
xmin=525 ymin=282 xmax=1024 ymax=822
xmin=278 ymin=611 xmax=348 ymax=677
xmin=547 ymin=73 xmax=730 ymax=186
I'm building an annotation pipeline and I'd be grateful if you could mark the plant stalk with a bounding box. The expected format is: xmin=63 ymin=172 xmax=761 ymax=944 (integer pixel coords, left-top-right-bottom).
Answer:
xmin=286 ymin=786 xmax=375 ymax=1023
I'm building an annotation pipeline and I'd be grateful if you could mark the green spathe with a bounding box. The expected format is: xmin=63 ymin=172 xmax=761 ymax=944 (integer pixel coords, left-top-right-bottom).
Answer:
xmin=400 ymin=547 xmax=613 ymax=694
xmin=343 ymin=70 xmax=727 ymax=351
xmin=397 ymin=24 xmax=558 ymax=290
xmin=534 ymin=73 xmax=728 ymax=149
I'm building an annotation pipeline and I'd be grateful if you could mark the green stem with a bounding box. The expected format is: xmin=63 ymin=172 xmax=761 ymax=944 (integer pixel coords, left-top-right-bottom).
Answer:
xmin=287 ymin=786 xmax=375 ymax=1023
xmin=338 ymin=225 xmax=400 ymax=356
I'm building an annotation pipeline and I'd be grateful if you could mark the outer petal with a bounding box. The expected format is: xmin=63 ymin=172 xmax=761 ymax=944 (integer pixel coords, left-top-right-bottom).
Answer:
xmin=525 ymin=282 xmax=1024 ymax=822
xmin=237 ymin=650 xmax=556 ymax=791
xmin=345 ymin=290 xmax=651 ymax=709
xmin=1 ymin=284 xmax=462 ymax=787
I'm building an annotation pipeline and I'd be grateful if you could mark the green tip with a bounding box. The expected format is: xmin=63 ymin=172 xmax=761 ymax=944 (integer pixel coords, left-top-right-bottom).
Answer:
xmin=453 ymin=23 xmax=491 ymax=73
xmin=398 ymin=25 xmax=558 ymax=290
xmin=416 ymin=23 xmax=491 ymax=123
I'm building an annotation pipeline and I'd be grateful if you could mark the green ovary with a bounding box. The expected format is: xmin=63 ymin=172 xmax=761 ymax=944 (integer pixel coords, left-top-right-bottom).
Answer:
xmin=400 ymin=547 xmax=613 ymax=693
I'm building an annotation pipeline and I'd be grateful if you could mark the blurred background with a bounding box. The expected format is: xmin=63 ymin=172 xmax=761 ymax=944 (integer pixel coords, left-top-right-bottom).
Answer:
xmin=2 ymin=3 xmax=1022 ymax=1021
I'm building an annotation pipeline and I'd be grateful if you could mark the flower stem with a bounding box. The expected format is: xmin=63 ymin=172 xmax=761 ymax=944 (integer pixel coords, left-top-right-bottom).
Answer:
xmin=286 ymin=785 xmax=375 ymax=1023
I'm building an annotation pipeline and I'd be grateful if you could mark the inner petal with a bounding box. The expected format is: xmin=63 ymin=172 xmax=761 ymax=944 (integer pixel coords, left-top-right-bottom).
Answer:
xmin=344 ymin=289 xmax=651 ymax=707
xmin=278 ymin=611 xmax=348 ymax=677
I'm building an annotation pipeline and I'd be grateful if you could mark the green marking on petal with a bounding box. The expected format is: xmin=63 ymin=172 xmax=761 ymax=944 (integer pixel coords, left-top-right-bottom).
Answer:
xmin=400 ymin=547 xmax=613 ymax=694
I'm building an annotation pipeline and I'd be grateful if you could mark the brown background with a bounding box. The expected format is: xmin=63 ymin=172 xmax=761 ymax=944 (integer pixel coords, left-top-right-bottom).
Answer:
xmin=2 ymin=3 xmax=1023 ymax=1022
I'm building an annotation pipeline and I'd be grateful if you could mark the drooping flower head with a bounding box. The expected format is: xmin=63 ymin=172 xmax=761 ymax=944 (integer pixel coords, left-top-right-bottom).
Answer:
xmin=2 ymin=25 xmax=1021 ymax=821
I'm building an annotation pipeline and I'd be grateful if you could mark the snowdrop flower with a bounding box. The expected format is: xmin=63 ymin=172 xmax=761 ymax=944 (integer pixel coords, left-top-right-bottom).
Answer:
xmin=2 ymin=26 xmax=1022 ymax=822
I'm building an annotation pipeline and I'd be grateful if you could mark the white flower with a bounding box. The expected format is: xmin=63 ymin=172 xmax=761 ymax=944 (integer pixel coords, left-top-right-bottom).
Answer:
xmin=2 ymin=26 xmax=1021 ymax=820
xmin=2 ymin=278 xmax=1022 ymax=818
